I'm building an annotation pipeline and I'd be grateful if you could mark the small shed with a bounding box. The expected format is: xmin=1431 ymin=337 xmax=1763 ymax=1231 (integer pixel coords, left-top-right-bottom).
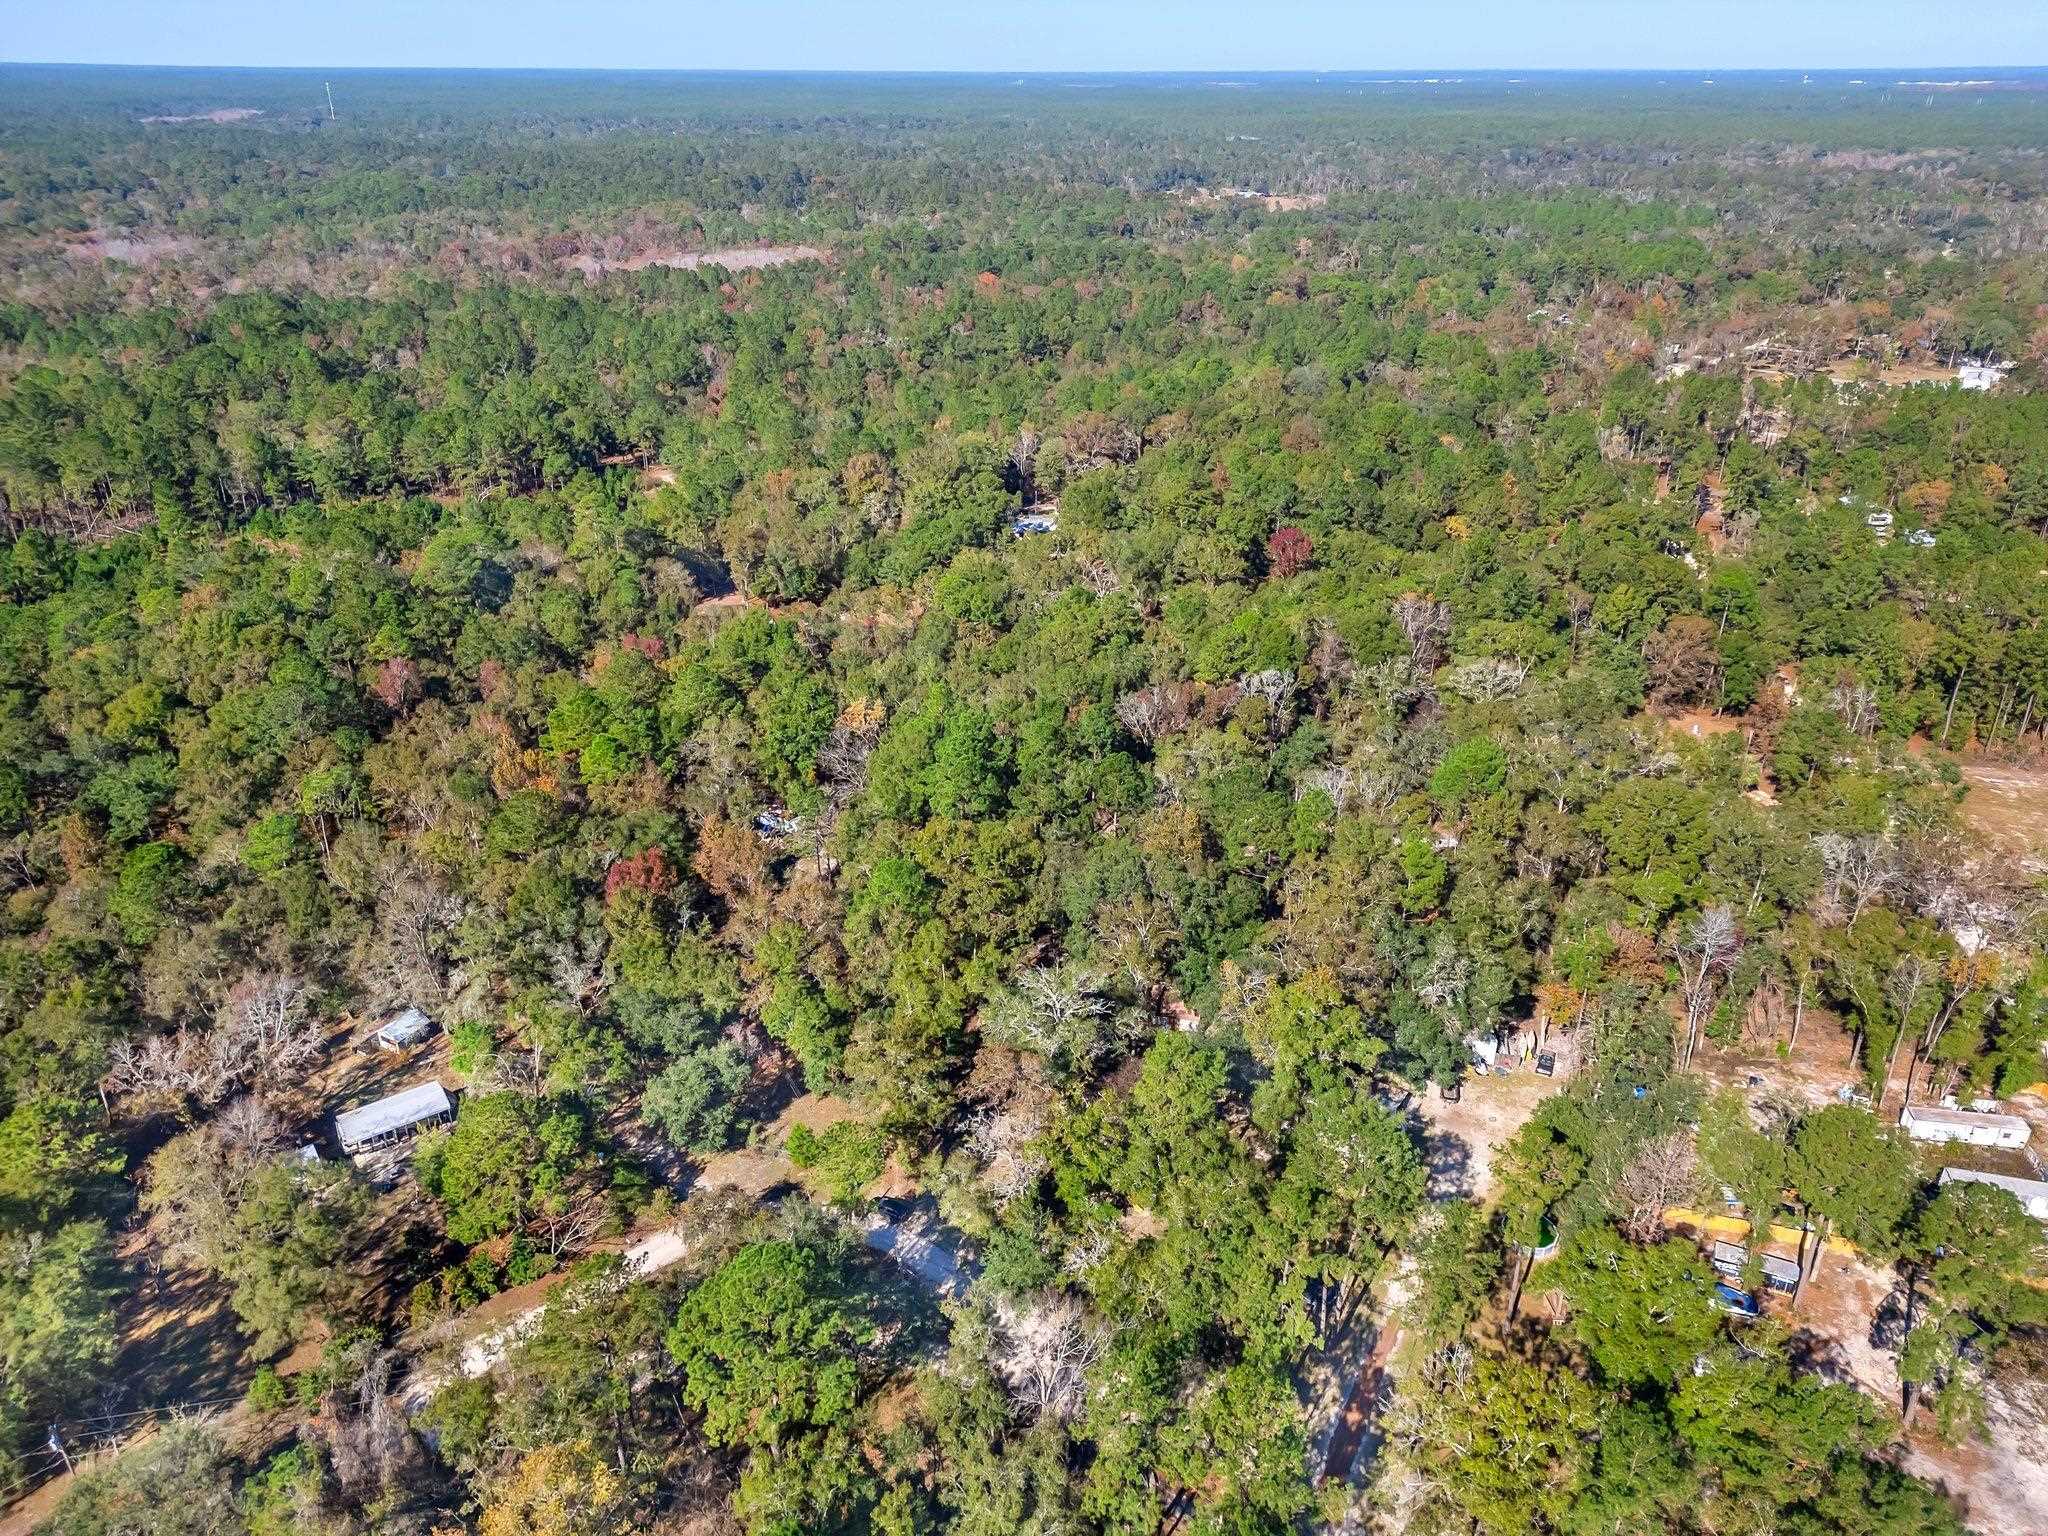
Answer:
xmin=375 ymin=1007 xmax=434 ymax=1052
xmin=1939 ymin=1166 xmax=2048 ymax=1222
xmin=1709 ymin=1241 xmax=1799 ymax=1294
xmin=1899 ymin=1104 xmax=2031 ymax=1149
xmin=1759 ymin=1253 xmax=1800 ymax=1294
xmin=334 ymin=1081 xmax=453 ymax=1155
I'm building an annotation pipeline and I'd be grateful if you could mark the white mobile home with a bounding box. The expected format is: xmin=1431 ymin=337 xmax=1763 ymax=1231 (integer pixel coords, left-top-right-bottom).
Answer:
xmin=1898 ymin=1104 xmax=2031 ymax=1150
xmin=334 ymin=1081 xmax=453 ymax=1155
xmin=1938 ymin=1166 xmax=2048 ymax=1222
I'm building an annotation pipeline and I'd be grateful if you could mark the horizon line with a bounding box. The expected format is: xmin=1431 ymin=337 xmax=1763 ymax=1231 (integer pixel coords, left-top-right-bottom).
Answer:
xmin=5 ymin=60 xmax=2046 ymax=77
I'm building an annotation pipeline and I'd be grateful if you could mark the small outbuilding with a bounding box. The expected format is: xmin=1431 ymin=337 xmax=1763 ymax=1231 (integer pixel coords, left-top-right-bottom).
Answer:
xmin=1759 ymin=1253 xmax=1801 ymax=1293
xmin=1898 ymin=1104 xmax=2031 ymax=1150
xmin=334 ymin=1081 xmax=453 ymax=1155
xmin=375 ymin=1006 xmax=434 ymax=1052
xmin=1709 ymin=1240 xmax=1801 ymax=1294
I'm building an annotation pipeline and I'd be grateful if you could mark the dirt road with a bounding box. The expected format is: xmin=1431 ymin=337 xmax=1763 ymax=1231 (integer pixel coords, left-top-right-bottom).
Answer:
xmin=401 ymin=1193 xmax=971 ymax=1412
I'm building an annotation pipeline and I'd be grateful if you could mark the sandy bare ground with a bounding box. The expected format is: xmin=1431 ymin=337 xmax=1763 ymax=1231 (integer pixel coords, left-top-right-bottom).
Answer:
xmin=1411 ymin=1070 xmax=1557 ymax=1202
xmin=1960 ymin=759 xmax=2048 ymax=859
xmin=562 ymin=245 xmax=826 ymax=281
xmin=1690 ymin=1009 xmax=1863 ymax=1115
xmin=139 ymin=108 xmax=263 ymax=125
xmin=1786 ymin=1244 xmax=1903 ymax=1404
xmin=61 ymin=233 xmax=198 ymax=267
xmin=1904 ymin=1371 xmax=2048 ymax=1536
xmin=1759 ymin=1225 xmax=2048 ymax=1536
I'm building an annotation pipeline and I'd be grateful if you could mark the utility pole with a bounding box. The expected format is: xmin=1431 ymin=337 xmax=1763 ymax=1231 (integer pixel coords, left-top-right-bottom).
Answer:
xmin=325 ymin=82 xmax=336 ymax=122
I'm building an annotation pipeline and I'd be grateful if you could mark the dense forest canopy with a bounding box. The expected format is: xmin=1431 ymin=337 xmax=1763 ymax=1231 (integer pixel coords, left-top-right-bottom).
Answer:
xmin=1 ymin=63 xmax=2047 ymax=1536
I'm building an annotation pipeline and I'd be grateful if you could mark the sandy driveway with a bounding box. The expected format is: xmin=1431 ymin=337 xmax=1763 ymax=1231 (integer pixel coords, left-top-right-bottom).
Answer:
xmin=402 ymin=1193 xmax=971 ymax=1411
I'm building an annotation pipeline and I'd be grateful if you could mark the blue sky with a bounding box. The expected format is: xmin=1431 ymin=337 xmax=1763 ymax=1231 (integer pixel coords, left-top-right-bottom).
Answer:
xmin=7 ymin=1 xmax=2045 ymax=72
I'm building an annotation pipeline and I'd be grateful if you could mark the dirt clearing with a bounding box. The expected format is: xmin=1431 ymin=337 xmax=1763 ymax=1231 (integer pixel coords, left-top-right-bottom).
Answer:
xmin=563 ymin=245 xmax=827 ymax=281
xmin=1960 ymin=759 xmax=2048 ymax=859
xmin=1690 ymin=1009 xmax=1862 ymax=1115
xmin=140 ymin=108 xmax=263 ymax=125
xmin=1904 ymin=1366 xmax=2048 ymax=1536
xmin=1412 ymin=1070 xmax=1558 ymax=1202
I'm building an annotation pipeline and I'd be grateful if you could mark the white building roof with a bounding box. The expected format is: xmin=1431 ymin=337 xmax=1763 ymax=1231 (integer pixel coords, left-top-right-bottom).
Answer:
xmin=1901 ymin=1104 xmax=2031 ymax=1136
xmin=377 ymin=1005 xmax=432 ymax=1040
xmin=334 ymin=1081 xmax=451 ymax=1147
xmin=1939 ymin=1166 xmax=2048 ymax=1220
xmin=1759 ymin=1252 xmax=1801 ymax=1286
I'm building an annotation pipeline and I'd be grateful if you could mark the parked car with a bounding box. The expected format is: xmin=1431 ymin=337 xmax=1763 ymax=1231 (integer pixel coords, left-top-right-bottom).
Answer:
xmin=1711 ymin=1281 xmax=1760 ymax=1318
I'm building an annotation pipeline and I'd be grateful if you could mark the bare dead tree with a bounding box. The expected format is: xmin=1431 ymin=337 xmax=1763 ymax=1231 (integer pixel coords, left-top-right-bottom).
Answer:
xmin=538 ymin=1189 xmax=613 ymax=1258
xmin=105 ymin=1030 xmax=212 ymax=1112
xmin=1828 ymin=679 xmax=1881 ymax=738
xmin=1073 ymin=556 xmax=1123 ymax=597
xmin=1115 ymin=682 xmax=1194 ymax=744
xmin=1382 ymin=1345 xmax=1482 ymax=1517
xmin=1393 ymin=593 xmax=1453 ymax=672
xmin=1306 ymin=618 xmax=1353 ymax=699
xmin=212 ymin=1093 xmax=288 ymax=1157
xmin=1092 ymin=891 xmax=1180 ymax=994
xmin=1061 ymin=1226 xmax=1115 ymax=1280
xmin=981 ymin=964 xmax=1120 ymax=1077
xmin=993 ymin=1293 xmax=1109 ymax=1423
xmin=546 ymin=936 xmax=608 ymax=1014
xmin=1416 ymin=944 xmax=1472 ymax=1022
xmin=1873 ymin=951 xmax=1940 ymax=1115
xmin=1444 ymin=656 xmax=1532 ymax=702
xmin=206 ymin=972 xmax=324 ymax=1093
xmin=141 ymin=1097 xmax=289 ymax=1272
xmin=359 ymin=852 xmax=466 ymax=1004
xmin=1611 ymin=1131 xmax=1701 ymax=1242
xmin=1296 ymin=765 xmax=1356 ymax=812
xmin=1008 ymin=426 xmax=1040 ymax=494
xmin=1815 ymin=832 xmax=1897 ymax=926
xmin=1670 ymin=906 xmax=1742 ymax=1067
xmin=963 ymin=1103 xmax=1048 ymax=1210
xmin=479 ymin=1041 xmax=549 ymax=1100
xmin=1357 ymin=654 xmax=1437 ymax=718
xmin=1237 ymin=668 xmax=1297 ymax=718
xmin=818 ymin=700 xmax=885 ymax=803
xmin=1059 ymin=413 xmax=1140 ymax=471
xmin=321 ymin=1341 xmax=415 ymax=1501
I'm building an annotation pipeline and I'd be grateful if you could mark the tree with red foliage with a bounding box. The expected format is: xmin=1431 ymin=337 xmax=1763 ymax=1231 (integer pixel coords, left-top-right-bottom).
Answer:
xmin=1266 ymin=525 xmax=1313 ymax=580
xmin=604 ymin=846 xmax=677 ymax=903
